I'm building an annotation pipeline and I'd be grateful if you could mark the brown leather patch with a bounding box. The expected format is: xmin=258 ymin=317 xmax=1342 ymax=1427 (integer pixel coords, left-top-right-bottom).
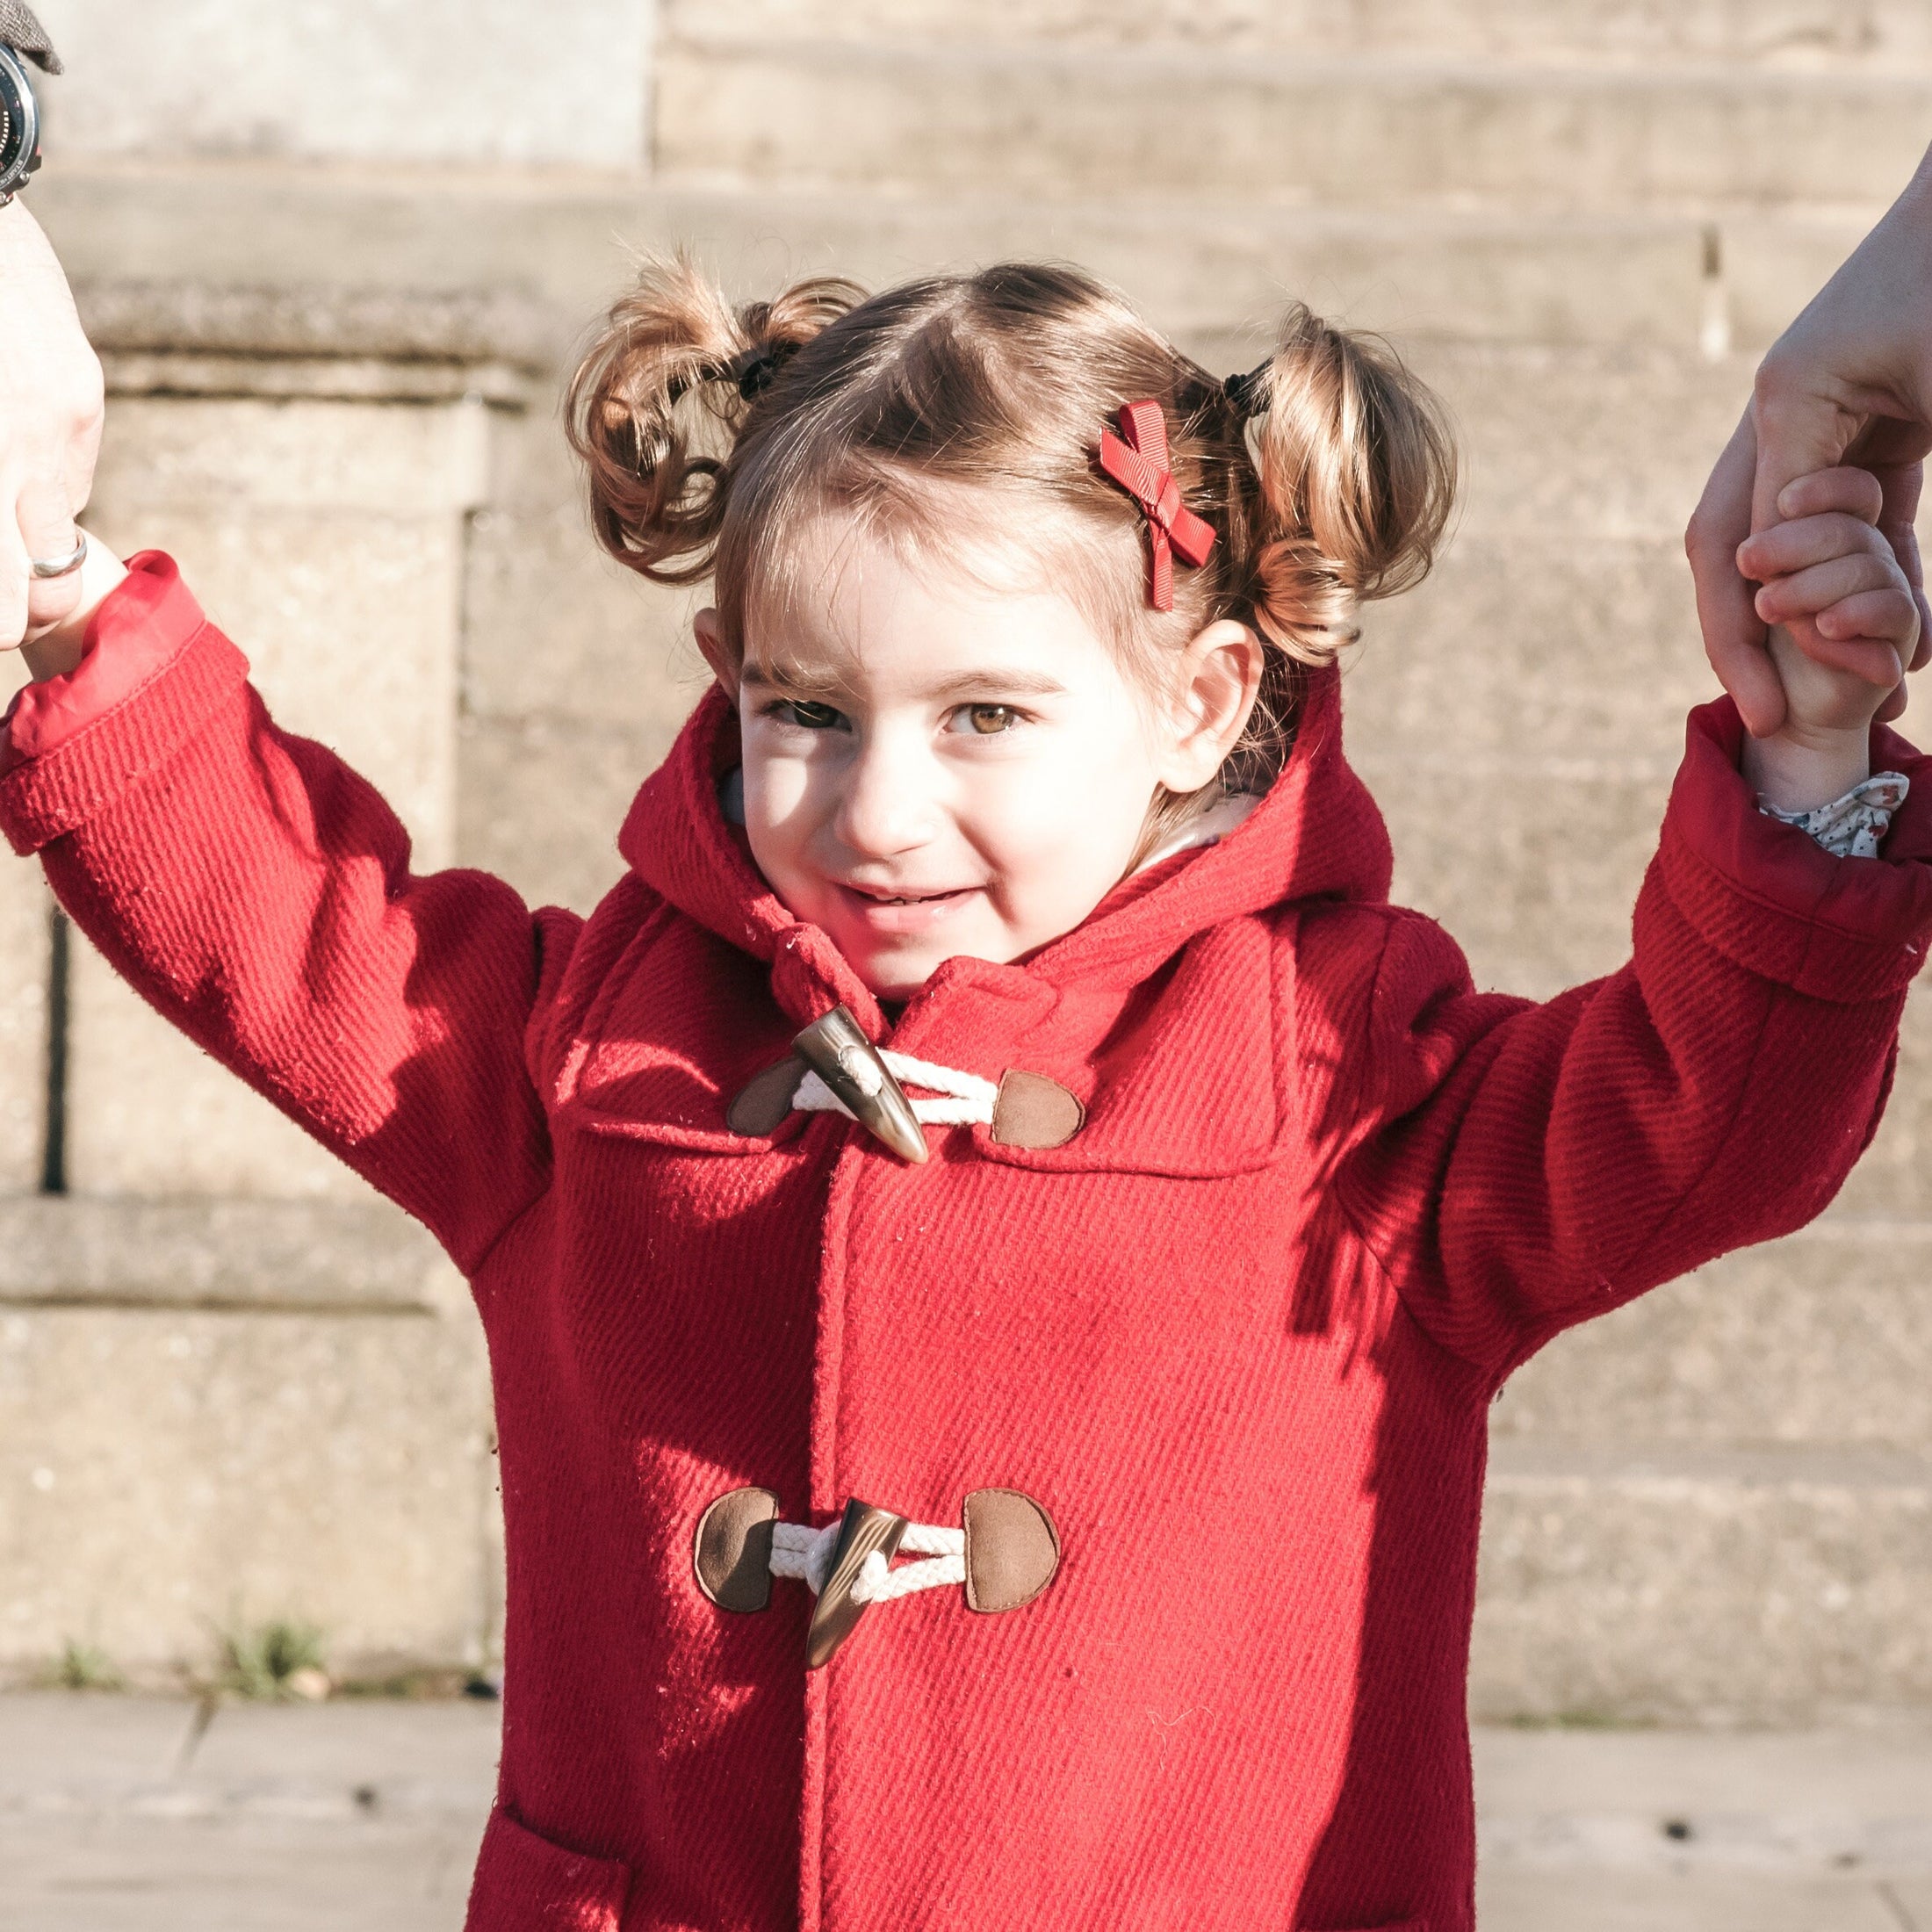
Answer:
xmin=962 ymin=1489 xmax=1061 ymax=1614
xmin=990 ymin=1070 xmax=1085 ymax=1150
xmin=726 ymin=1055 xmax=805 ymax=1138
xmin=694 ymin=1487 xmax=779 ymax=1612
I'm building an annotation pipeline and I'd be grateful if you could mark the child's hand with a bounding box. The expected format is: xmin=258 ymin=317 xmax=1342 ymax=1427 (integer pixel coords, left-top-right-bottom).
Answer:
xmin=1732 ymin=465 xmax=1921 ymax=811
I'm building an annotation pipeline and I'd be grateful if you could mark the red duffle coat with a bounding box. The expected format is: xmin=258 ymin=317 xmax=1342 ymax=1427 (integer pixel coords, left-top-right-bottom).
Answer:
xmin=8 ymin=553 xmax=1932 ymax=1932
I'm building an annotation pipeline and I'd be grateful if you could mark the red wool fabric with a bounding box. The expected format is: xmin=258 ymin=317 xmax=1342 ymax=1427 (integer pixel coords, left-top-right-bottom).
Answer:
xmin=6 ymin=557 xmax=1932 ymax=1932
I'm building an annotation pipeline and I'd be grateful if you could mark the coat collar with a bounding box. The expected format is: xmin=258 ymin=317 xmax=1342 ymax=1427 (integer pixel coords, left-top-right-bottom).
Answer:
xmin=607 ymin=672 xmax=1395 ymax=1175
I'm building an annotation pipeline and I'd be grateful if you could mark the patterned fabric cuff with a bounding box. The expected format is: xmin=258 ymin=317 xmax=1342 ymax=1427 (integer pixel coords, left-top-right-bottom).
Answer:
xmin=1758 ymin=771 xmax=1911 ymax=859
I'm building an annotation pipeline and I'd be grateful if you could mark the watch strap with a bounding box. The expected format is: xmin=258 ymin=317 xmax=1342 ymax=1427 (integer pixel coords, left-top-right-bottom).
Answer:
xmin=0 ymin=1 xmax=59 ymax=75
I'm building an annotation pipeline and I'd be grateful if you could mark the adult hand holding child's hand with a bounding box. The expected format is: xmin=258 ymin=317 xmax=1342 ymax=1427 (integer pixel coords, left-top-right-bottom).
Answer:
xmin=0 ymin=198 xmax=105 ymax=650
xmin=1734 ymin=465 xmax=1921 ymax=810
xmin=1688 ymin=146 xmax=1932 ymax=737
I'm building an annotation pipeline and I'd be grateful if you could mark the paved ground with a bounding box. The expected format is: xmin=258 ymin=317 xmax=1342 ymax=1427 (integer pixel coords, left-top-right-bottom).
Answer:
xmin=3 ymin=1694 xmax=1929 ymax=1929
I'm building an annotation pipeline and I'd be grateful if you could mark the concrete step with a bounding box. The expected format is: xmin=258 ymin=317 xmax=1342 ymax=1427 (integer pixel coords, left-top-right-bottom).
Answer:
xmin=0 ymin=1692 xmax=493 ymax=1932
xmin=36 ymin=164 xmax=1878 ymax=365
xmin=1494 ymin=1222 xmax=1932 ymax=1453
xmin=1476 ymin=1726 xmax=1932 ymax=1932
xmin=0 ymin=1195 xmax=455 ymax=1316
xmin=0 ymin=869 xmax=48 ymax=1196
xmin=666 ymin=0 xmax=1932 ymax=68
xmin=0 ymin=1197 xmax=494 ymax=1683
xmin=1473 ymin=1438 xmax=1932 ymax=1722
xmin=5 ymin=1698 xmax=1930 ymax=1932
xmin=37 ymin=165 xmax=1754 ymax=354
xmin=654 ymin=42 xmax=1932 ymax=212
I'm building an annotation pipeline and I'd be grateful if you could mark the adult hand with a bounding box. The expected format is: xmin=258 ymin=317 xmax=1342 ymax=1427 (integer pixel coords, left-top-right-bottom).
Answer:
xmin=0 ymin=198 xmax=105 ymax=649
xmin=1686 ymin=144 xmax=1932 ymax=735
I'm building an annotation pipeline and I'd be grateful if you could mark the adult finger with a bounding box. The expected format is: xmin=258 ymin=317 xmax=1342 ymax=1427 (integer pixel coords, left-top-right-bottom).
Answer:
xmin=18 ymin=471 xmax=84 ymax=636
xmin=0 ymin=501 xmax=25 ymax=650
xmin=1748 ymin=357 xmax=1871 ymax=535
xmin=1687 ymin=410 xmax=1787 ymax=735
xmin=1871 ymin=460 xmax=1932 ymax=669
xmin=1893 ymin=523 xmax=1932 ymax=670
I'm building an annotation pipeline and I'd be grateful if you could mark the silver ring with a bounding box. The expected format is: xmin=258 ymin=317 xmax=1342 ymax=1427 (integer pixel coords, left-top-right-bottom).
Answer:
xmin=29 ymin=534 xmax=87 ymax=580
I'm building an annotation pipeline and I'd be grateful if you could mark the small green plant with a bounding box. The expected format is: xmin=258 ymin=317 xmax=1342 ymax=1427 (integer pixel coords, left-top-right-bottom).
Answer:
xmin=50 ymin=1640 xmax=122 ymax=1691
xmin=1505 ymin=1708 xmax=1650 ymax=1732
xmin=217 ymin=1619 xmax=329 ymax=1701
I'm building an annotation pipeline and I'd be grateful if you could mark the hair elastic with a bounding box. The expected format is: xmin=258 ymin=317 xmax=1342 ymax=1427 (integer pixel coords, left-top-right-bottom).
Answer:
xmin=731 ymin=341 xmax=800 ymax=401
xmin=1222 ymin=361 xmax=1270 ymax=417
xmin=1224 ymin=361 xmax=1272 ymax=478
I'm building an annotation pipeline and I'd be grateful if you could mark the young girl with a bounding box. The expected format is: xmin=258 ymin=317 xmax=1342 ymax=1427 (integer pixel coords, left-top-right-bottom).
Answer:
xmin=6 ymin=256 xmax=1928 ymax=1932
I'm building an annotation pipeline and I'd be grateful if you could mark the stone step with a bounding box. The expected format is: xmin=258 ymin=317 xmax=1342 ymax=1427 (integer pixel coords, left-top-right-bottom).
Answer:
xmin=0 ymin=1294 xmax=495 ymax=1682
xmin=39 ymin=165 xmax=1759 ymax=354
xmin=1492 ymin=1222 xmax=1932 ymax=1453
xmin=5 ymin=1698 xmax=1930 ymax=1932
xmin=666 ymin=0 xmax=1932 ymax=68
xmin=1473 ymin=1438 xmax=1932 ymax=1722
xmin=0 ymin=1691 xmax=500 ymax=1818
xmin=0 ymin=1195 xmax=483 ymax=1683
xmin=0 ymin=1195 xmax=455 ymax=1316
xmin=0 ymin=868 xmax=49 ymax=1196
xmin=653 ymin=42 xmax=1932 ymax=212
xmin=1474 ymin=1726 xmax=1932 ymax=1932
xmin=39 ymin=165 xmax=1878 ymax=364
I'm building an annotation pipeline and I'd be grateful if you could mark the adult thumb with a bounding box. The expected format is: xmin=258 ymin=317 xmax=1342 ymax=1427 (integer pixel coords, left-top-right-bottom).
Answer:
xmin=1747 ymin=353 xmax=1865 ymax=536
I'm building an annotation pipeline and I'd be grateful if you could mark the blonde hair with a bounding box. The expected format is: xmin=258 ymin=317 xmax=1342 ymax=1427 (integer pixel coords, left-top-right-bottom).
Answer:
xmin=566 ymin=257 xmax=1455 ymax=828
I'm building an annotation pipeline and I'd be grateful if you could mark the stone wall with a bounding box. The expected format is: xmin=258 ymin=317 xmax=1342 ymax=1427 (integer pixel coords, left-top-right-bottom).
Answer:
xmin=0 ymin=285 xmax=540 ymax=1680
xmin=34 ymin=0 xmax=657 ymax=168
xmin=2 ymin=0 xmax=1928 ymax=1717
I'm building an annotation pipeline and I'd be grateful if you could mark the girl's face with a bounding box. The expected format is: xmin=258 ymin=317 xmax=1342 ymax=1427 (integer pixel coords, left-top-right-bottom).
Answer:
xmin=696 ymin=523 xmax=1262 ymax=1000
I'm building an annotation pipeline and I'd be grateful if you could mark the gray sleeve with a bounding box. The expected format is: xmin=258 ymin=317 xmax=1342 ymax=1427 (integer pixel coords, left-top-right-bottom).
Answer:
xmin=0 ymin=2 xmax=59 ymax=75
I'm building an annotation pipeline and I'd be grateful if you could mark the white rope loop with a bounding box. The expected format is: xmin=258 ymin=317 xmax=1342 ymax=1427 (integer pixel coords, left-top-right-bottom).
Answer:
xmin=768 ymin=1516 xmax=966 ymax=1605
xmin=792 ymin=1050 xmax=998 ymax=1130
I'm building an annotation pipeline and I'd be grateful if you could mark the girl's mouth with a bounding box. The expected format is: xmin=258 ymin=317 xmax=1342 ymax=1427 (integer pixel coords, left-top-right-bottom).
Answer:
xmin=834 ymin=882 xmax=980 ymax=934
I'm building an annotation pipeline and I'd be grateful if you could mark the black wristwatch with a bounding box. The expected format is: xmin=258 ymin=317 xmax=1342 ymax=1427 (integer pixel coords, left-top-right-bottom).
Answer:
xmin=0 ymin=45 xmax=43 ymax=206
xmin=0 ymin=1 xmax=60 ymax=207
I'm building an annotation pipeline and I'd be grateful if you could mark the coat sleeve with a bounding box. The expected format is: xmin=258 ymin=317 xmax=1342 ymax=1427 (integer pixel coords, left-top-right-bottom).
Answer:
xmin=0 ymin=555 xmax=583 ymax=1273
xmin=1331 ymin=696 xmax=1932 ymax=1383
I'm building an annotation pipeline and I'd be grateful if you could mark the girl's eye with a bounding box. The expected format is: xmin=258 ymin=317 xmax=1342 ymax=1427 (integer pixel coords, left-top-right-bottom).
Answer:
xmin=955 ymin=704 xmax=1020 ymax=736
xmin=775 ymin=700 xmax=847 ymax=732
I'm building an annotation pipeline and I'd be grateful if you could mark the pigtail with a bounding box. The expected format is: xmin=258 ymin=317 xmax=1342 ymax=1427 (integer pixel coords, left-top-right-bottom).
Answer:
xmin=564 ymin=255 xmax=865 ymax=584
xmin=1236 ymin=304 xmax=1457 ymax=666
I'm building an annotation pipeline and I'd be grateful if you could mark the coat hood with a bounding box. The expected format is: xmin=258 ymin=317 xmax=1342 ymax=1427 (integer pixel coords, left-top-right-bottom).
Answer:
xmin=616 ymin=665 xmax=1395 ymax=1034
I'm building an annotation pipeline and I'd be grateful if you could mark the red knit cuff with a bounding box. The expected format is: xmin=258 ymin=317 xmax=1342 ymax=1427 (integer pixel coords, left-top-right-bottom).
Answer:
xmin=1656 ymin=696 xmax=1932 ymax=1003
xmin=0 ymin=555 xmax=250 ymax=855
xmin=1 ymin=551 xmax=207 ymax=774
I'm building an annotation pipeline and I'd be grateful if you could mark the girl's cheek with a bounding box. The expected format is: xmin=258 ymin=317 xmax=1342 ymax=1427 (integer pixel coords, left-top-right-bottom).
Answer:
xmin=970 ymin=748 xmax=1145 ymax=886
xmin=744 ymin=737 xmax=808 ymax=818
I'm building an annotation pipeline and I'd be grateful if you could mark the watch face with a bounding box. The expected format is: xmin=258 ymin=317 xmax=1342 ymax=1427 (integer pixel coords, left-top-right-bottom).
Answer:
xmin=0 ymin=47 xmax=39 ymax=197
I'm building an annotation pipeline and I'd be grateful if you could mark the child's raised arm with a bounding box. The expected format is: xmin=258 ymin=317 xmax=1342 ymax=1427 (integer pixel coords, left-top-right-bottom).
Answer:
xmin=1329 ymin=468 xmax=1932 ymax=1381
xmin=2 ymin=552 xmax=588 ymax=1271
xmin=0 ymin=209 xmax=590 ymax=1268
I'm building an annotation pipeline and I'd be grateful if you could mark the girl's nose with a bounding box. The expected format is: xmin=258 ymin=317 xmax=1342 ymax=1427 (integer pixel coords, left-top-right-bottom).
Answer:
xmin=833 ymin=734 xmax=938 ymax=860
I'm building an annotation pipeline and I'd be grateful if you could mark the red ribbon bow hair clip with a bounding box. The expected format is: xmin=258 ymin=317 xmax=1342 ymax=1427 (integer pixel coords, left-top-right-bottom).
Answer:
xmin=1096 ymin=399 xmax=1216 ymax=612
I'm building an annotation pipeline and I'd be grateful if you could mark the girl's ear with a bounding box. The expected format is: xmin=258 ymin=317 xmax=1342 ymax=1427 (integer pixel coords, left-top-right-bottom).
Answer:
xmin=693 ymin=607 xmax=739 ymax=699
xmin=1155 ymin=618 xmax=1266 ymax=795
